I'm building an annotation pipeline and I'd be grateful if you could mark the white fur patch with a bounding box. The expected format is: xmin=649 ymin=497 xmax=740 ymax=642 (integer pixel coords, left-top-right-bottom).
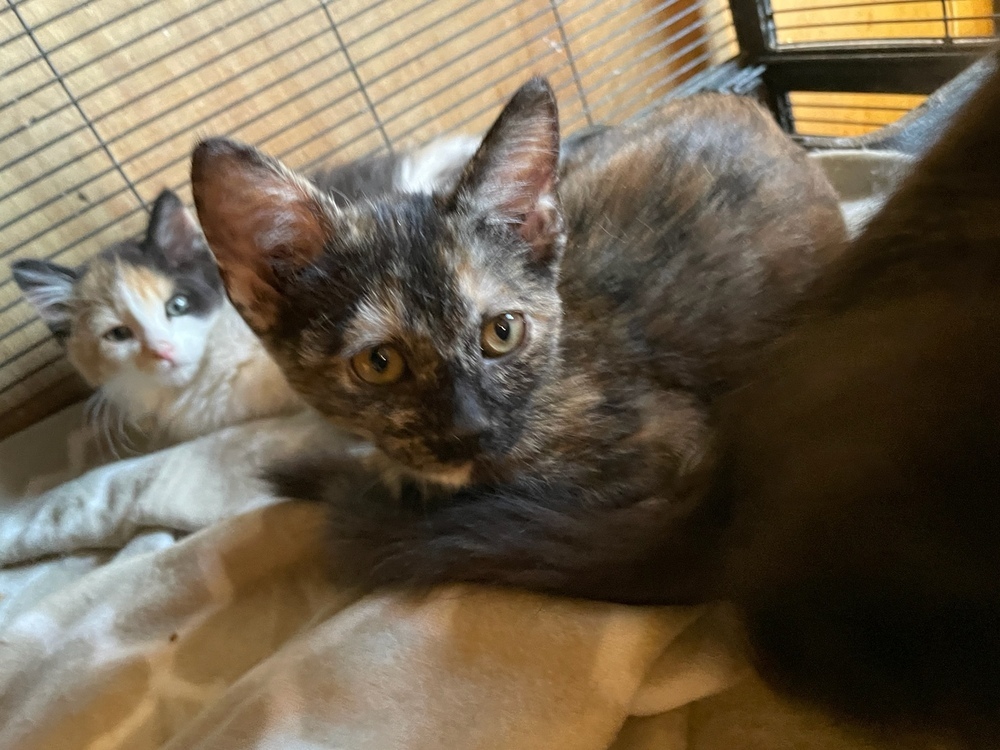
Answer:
xmin=256 ymin=183 xmax=310 ymax=251
xmin=394 ymin=135 xmax=480 ymax=194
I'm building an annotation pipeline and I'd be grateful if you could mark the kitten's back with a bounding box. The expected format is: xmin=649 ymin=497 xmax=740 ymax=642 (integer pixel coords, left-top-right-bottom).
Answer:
xmin=558 ymin=94 xmax=847 ymax=394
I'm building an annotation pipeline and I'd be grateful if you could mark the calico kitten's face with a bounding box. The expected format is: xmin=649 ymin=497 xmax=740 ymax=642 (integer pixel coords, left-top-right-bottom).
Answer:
xmin=192 ymin=79 xmax=564 ymax=483
xmin=13 ymin=190 xmax=224 ymax=391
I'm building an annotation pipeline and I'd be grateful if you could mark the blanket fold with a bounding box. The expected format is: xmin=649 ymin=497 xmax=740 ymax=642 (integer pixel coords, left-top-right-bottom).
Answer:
xmin=0 ymin=498 xmax=739 ymax=750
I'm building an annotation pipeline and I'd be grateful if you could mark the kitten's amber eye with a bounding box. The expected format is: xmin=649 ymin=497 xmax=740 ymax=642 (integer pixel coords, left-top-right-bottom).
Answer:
xmin=351 ymin=344 xmax=406 ymax=385
xmin=481 ymin=312 xmax=526 ymax=357
xmin=165 ymin=294 xmax=190 ymax=317
xmin=104 ymin=325 xmax=133 ymax=342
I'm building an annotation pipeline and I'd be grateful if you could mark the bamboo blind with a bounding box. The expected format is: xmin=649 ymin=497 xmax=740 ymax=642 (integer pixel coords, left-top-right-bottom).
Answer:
xmin=0 ymin=0 xmax=738 ymax=438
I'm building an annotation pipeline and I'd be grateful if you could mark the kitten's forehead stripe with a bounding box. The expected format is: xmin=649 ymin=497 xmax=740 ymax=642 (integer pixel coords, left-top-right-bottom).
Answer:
xmin=116 ymin=266 xmax=171 ymax=342
xmin=298 ymin=195 xmax=475 ymax=355
xmin=120 ymin=264 xmax=172 ymax=305
xmin=455 ymin=260 xmax=511 ymax=316
xmin=347 ymin=287 xmax=407 ymax=348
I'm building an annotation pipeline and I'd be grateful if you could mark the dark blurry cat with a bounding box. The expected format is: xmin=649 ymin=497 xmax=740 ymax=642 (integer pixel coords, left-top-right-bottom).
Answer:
xmin=190 ymin=78 xmax=846 ymax=602
xmin=714 ymin=54 xmax=1000 ymax=746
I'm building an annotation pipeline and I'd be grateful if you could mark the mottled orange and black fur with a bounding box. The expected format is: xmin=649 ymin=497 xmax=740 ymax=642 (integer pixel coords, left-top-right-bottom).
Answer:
xmin=191 ymin=78 xmax=846 ymax=603
xmin=714 ymin=54 xmax=1000 ymax=746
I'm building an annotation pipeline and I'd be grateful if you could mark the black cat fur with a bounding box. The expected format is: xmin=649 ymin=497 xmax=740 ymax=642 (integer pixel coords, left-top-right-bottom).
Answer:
xmin=714 ymin=50 xmax=1000 ymax=747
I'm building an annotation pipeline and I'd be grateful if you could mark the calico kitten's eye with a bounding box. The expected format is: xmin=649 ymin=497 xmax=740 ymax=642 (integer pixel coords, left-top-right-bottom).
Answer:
xmin=104 ymin=325 xmax=133 ymax=342
xmin=481 ymin=312 xmax=526 ymax=357
xmin=351 ymin=344 xmax=406 ymax=385
xmin=165 ymin=294 xmax=190 ymax=317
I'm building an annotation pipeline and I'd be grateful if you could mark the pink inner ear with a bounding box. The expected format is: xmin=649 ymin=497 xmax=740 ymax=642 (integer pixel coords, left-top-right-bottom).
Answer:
xmin=518 ymin=181 xmax=560 ymax=247
xmin=167 ymin=207 xmax=200 ymax=246
xmin=453 ymin=79 xmax=563 ymax=265
xmin=192 ymin=138 xmax=330 ymax=333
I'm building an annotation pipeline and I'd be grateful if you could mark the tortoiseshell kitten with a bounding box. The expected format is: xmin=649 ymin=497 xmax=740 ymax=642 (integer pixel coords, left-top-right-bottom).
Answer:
xmin=713 ymin=54 xmax=1000 ymax=746
xmin=190 ymin=78 xmax=846 ymax=603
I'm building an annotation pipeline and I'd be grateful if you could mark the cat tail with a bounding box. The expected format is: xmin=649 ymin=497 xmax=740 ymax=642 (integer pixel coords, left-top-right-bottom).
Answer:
xmin=267 ymin=460 xmax=722 ymax=605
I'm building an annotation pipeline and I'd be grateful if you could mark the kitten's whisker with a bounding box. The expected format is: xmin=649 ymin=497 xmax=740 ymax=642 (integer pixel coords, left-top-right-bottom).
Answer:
xmin=86 ymin=393 xmax=109 ymax=459
xmin=104 ymin=402 xmax=122 ymax=461
xmin=92 ymin=397 xmax=110 ymax=460
xmin=104 ymin=400 xmax=118 ymax=458
xmin=86 ymin=393 xmax=113 ymax=462
xmin=96 ymin=398 xmax=121 ymax=461
xmin=84 ymin=391 xmax=103 ymax=424
xmin=325 ymin=186 xmax=352 ymax=207
xmin=119 ymin=417 xmax=141 ymax=455
xmin=112 ymin=405 xmax=136 ymax=457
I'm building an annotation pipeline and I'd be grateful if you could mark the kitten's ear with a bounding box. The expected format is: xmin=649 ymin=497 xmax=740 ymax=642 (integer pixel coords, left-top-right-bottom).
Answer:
xmin=11 ymin=259 xmax=80 ymax=338
xmin=191 ymin=137 xmax=331 ymax=334
xmin=146 ymin=189 xmax=206 ymax=264
xmin=454 ymin=77 xmax=564 ymax=269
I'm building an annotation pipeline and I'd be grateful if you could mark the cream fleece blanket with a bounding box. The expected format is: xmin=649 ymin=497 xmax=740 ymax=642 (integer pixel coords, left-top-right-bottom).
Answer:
xmin=0 ymin=409 xmax=920 ymax=749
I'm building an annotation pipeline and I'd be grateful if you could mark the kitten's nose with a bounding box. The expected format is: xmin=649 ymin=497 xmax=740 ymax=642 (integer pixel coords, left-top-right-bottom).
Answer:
xmin=450 ymin=379 xmax=489 ymax=440
xmin=148 ymin=342 xmax=176 ymax=364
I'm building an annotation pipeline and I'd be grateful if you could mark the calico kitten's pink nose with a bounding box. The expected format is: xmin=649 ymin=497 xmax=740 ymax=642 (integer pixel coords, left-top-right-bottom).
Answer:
xmin=149 ymin=343 xmax=176 ymax=364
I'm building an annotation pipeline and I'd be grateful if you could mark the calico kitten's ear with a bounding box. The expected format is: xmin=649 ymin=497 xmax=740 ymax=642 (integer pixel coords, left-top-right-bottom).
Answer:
xmin=146 ymin=189 xmax=206 ymax=265
xmin=11 ymin=259 xmax=80 ymax=338
xmin=190 ymin=137 xmax=331 ymax=334
xmin=454 ymin=77 xmax=564 ymax=269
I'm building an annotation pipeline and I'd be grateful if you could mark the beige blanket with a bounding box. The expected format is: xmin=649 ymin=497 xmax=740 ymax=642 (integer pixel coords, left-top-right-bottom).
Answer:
xmin=0 ymin=409 xmax=897 ymax=749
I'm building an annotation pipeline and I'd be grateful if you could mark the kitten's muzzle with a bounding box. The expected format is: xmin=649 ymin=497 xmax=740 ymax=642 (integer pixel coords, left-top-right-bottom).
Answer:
xmin=137 ymin=341 xmax=178 ymax=372
xmin=433 ymin=431 xmax=485 ymax=463
xmin=433 ymin=385 xmax=492 ymax=461
xmin=148 ymin=343 xmax=176 ymax=365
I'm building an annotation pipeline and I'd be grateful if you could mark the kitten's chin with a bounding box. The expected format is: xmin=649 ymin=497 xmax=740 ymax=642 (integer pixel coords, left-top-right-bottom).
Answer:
xmin=426 ymin=461 xmax=472 ymax=487
xmin=151 ymin=361 xmax=199 ymax=388
xmin=412 ymin=462 xmax=474 ymax=488
xmin=346 ymin=435 xmax=474 ymax=488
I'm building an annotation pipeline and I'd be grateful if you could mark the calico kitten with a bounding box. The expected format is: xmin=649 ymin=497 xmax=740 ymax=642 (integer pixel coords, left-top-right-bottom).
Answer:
xmin=190 ymin=78 xmax=846 ymax=603
xmin=714 ymin=53 xmax=1000 ymax=745
xmin=13 ymin=190 xmax=302 ymax=448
